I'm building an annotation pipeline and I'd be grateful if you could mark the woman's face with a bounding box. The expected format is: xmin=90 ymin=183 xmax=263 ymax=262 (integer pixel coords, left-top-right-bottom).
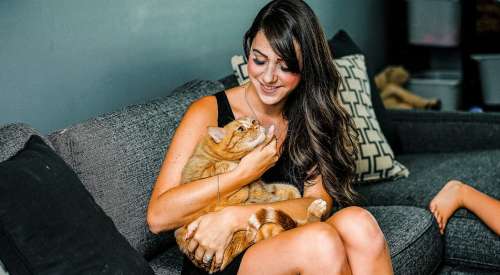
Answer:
xmin=247 ymin=31 xmax=302 ymax=106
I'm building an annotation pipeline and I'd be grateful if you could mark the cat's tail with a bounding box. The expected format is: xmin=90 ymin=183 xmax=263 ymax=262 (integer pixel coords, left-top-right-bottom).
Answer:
xmin=246 ymin=207 xmax=297 ymax=242
xmin=246 ymin=199 xmax=328 ymax=241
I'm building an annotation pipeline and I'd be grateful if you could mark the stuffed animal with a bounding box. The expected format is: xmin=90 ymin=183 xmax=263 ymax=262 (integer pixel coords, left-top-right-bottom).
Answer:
xmin=374 ymin=66 xmax=441 ymax=110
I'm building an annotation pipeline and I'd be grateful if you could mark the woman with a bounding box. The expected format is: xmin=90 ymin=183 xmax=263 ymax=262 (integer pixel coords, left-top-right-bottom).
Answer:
xmin=147 ymin=0 xmax=393 ymax=274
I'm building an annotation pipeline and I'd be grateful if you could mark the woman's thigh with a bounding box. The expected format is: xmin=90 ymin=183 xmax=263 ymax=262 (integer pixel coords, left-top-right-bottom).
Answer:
xmin=237 ymin=222 xmax=350 ymax=275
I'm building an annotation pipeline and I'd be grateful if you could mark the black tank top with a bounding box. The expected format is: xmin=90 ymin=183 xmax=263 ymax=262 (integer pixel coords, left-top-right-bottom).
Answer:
xmin=214 ymin=91 xmax=301 ymax=193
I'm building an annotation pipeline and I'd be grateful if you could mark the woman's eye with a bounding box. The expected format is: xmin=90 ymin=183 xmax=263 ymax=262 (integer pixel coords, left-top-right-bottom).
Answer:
xmin=253 ymin=58 xmax=265 ymax=65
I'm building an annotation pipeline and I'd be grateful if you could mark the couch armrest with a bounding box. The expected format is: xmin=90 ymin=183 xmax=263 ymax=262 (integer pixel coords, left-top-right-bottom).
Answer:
xmin=385 ymin=109 xmax=500 ymax=154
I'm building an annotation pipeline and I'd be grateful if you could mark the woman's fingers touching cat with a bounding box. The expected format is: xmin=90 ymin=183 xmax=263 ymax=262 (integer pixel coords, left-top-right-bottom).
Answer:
xmin=187 ymin=238 xmax=199 ymax=253
xmin=214 ymin=248 xmax=224 ymax=268
xmin=185 ymin=218 xmax=201 ymax=240
xmin=194 ymin=246 xmax=203 ymax=260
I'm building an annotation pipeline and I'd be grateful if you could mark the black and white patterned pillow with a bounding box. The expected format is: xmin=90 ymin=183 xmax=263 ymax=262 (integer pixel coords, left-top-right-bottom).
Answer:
xmin=229 ymin=54 xmax=409 ymax=183
xmin=231 ymin=55 xmax=249 ymax=85
xmin=334 ymin=54 xmax=409 ymax=182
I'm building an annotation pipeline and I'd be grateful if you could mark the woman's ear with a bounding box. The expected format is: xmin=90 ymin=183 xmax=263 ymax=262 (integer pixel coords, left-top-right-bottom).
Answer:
xmin=208 ymin=127 xmax=226 ymax=143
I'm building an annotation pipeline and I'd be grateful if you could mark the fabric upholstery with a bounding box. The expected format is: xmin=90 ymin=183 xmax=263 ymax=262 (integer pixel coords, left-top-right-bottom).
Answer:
xmin=367 ymin=206 xmax=442 ymax=275
xmin=0 ymin=136 xmax=154 ymax=275
xmin=328 ymin=30 xmax=392 ymax=145
xmin=0 ymin=123 xmax=54 ymax=163
xmin=437 ymin=264 xmax=500 ymax=274
xmin=445 ymin=217 xmax=500 ymax=270
xmin=384 ymin=109 xmax=500 ymax=154
xmin=48 ymin=80 xmax=225 ymax=260
xmin=149 ymin=246 xmax=183 ymax=275
xmin=333 ymin=54 xmax=409 ymax=182
xmin=356 ymin=150 xmax=500 ymax=269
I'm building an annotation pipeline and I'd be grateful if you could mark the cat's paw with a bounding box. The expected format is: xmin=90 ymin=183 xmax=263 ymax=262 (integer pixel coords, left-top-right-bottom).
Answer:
xmin=307 ymin=199 xmax=327 ymax=221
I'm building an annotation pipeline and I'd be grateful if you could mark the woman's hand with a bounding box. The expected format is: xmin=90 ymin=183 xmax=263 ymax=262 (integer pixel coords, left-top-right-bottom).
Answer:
xmin=184 ymin=207 xmax=242 ymax=270
xmin=235 ymin=126 xmax=279 ymax=183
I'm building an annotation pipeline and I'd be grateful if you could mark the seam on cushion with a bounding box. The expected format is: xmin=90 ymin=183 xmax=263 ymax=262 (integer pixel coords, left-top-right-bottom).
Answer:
xmin=389 ymin=208 xmax=438 ymax=259
xmin=446 ymin=257 xmax=500 ymax=270
xmin=429 ymin=258 xmax=445 ymax=275
xmin=445 ymin=216 xmax=500 ymax=270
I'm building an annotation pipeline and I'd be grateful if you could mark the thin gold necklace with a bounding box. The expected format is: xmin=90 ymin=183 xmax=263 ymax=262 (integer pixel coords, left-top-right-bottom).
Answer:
xmin=244 ymin=84 xmax=285 ymax=143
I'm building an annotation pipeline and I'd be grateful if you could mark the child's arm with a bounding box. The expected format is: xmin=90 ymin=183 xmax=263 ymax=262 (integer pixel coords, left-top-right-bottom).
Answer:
xmin=462 ymin=184 xmax=500 ymax=235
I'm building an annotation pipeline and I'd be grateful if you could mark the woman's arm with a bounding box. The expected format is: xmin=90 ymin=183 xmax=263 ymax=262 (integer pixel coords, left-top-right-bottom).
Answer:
xmin=181 ymin=174 xmax=332 ymax=269
xmin=227 ymin=174 xmax=333 ymax=231
xmin=147 ymin=95 xmax=280 ymax=234
xmin=147 ymin=96 xmax=238 ymax=233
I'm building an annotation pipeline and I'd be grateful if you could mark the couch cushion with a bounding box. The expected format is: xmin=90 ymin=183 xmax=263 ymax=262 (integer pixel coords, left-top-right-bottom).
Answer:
xmin=437 ymin=264 xmax=500 ymax=274
xmin=356 ymin=149 xmax=500 ymax=270
xmin=48 ymin=80 xmax=225 ymax=259
xmin=149 ymin=245 xmax=183 ymax=275
xmin=0 ymin=123 xmax=53 ymax=163
xmin=0 ymin=135 xmax=154 ymax=275
xmin=333 ymin=54 xmax=409 ymax=182
xmin=367 ymin=206 xmax=442 ymax=275
xmin=148 ymin=205 xmax=441 ymax=275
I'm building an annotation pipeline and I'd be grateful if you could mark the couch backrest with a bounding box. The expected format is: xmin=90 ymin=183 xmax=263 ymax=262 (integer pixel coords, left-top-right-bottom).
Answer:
xmin=0 ymin=123 xmax=54 ymax=163
xmin=48 ymin=80 xmax=224 ymax=259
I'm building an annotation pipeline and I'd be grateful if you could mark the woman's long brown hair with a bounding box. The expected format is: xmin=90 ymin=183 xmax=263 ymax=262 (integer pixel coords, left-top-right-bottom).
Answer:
xmin=244 ymin=0 xmax=359 ymax=207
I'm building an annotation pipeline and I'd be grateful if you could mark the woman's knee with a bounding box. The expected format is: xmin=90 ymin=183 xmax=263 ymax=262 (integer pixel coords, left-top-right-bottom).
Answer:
xmin=297 ymin=222 xmax=347 ymax=258
xmin=327 ymin=207 xmax=388 ymax=255
xmin=289 ymin=222 xmax=350 ymax=273
xmin=241 ymin=222 xmax=349 ymax=273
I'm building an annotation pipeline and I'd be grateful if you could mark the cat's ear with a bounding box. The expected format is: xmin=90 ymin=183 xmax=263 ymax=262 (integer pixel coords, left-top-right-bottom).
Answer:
xmin=207 ymin=127 xmax=226 ymax=143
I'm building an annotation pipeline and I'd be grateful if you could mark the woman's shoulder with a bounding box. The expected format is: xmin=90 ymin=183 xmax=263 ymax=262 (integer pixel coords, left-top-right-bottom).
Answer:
xmin=182 ymin=94 xmax=219 ymax=128
xmin=223 ymin=85 xmax=246 ymax=117
xmin=185 ymin=86 xmax=244 ymax=124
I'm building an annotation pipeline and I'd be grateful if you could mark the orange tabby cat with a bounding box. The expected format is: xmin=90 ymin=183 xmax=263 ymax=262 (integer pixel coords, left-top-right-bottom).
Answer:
xmin=175 ymin=117 xmax=326 ymax=273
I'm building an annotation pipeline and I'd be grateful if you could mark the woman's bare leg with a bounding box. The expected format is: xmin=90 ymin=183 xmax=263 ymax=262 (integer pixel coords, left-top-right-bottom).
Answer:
xmin=238 ymin=222 xmax=352 ymax=275
xmin=429 ymin=180 xmax=500 ymax=235
xmin=326 ymin=206 xmax=394 ymax=275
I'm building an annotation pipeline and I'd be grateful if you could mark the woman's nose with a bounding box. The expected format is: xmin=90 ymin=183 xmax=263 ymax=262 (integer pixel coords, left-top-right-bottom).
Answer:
xmin=262 ymin=63 xmax=278 ymax=84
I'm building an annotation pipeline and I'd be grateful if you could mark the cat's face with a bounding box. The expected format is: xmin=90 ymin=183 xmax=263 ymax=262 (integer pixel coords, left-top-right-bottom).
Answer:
xmin=207 ymin=117 xmax=267 ymax=160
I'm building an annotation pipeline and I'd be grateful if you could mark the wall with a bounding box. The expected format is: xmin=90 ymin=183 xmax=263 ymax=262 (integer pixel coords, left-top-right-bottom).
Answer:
xmin=0 ymin=0 xmax=387 ymax=134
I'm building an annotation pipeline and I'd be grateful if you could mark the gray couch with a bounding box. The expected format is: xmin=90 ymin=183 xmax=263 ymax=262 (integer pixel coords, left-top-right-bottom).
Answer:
xmin=1 ymin=78 xmax=499 ymax=274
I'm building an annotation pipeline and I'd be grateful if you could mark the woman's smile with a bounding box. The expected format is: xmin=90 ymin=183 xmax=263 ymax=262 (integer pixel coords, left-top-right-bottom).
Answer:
xmin=259 ymin=81 xmax=282 ymax=94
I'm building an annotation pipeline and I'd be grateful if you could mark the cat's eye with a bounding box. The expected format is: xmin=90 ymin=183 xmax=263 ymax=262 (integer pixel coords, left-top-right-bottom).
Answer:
xmin=237 ymin=126 xmax=245 ymax=132
xmin=251 ymin=120 xmax=258 ymax=125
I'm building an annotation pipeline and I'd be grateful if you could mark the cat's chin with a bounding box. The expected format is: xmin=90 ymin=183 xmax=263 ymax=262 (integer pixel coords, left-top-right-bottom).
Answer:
xmin=245 ymin=126 xmax=267 ymax=149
